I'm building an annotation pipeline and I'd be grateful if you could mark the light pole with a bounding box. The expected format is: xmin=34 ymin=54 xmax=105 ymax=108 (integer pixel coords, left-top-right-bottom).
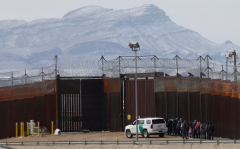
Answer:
xmin=128 ymin=42 xmax=140 ymax=141
xmin=228 ymin=50 xmax=237 ymax=81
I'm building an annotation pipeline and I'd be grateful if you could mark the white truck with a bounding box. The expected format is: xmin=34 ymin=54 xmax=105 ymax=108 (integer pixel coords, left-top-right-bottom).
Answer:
xmin=125 ymin=117 xmax=167 ymax=138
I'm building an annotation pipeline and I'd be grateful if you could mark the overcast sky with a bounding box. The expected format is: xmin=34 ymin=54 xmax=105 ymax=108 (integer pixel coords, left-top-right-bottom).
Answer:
xmin=0 ymin=0 xmax=239 ymax=46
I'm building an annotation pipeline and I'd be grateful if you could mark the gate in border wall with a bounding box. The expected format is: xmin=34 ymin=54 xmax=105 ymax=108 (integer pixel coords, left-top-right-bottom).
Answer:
xmin=58 ymin=78 xmax=104 ymax=132
xmin=58 ymin=77 xmax=122 ymax=132
xmin=58 ymin=79 xmax=81 ymax=132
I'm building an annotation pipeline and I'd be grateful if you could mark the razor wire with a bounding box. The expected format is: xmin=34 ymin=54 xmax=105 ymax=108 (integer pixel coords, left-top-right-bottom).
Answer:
xmin=0 ymin=55 xmax=240 ymax=87
xmin=100 ymin=56 xmax=237 ymax=79
xmin=0 ymin=65 xmax=56 ymax=87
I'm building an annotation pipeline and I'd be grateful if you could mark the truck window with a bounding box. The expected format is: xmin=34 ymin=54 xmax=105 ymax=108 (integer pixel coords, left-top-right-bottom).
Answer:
xmin=146 ymin=120 xmax=151 ymax=124
xmin=138 ymin=120 xmax=144 ymax=124
xmin=152 ymin=119 xmax=165 ymax=124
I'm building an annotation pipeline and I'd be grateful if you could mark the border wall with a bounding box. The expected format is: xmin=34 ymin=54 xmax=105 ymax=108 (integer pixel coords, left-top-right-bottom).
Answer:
xmin=0 ymin=76 xmax=240 ymax=140
xmin=0 ymin=80 xmax=57 ymax=139
xmin=123 ymin=76 xmax=240 ymax=139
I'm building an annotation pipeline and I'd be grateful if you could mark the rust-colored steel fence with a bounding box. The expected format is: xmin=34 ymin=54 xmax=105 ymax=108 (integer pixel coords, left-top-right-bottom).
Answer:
xmin=124 ymin=77 xmax=240 ymax=139
xmin=124 ymin=79 xmax=156 ymax=126
xmin=0 ymin=94 xmax=56 ymax=139
xmin=103 ymin=78 xmax=122 ymax=131
xmin=0 ymin=79 xmax=57 ymax=139
xmin=1 ymin=75 xmax=240 ymax=140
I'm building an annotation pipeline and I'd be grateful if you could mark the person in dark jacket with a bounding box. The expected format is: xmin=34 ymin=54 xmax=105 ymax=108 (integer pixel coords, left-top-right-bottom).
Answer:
xmin=192 ymin=120 xmax=197 ymax=138
xmin=172 ymin=118 xmax=178 ymax=136
xmin=167 ymin=119 xmax=173 ymax=135
xmin=200 ymin=121 xmax=206 ymax=139
xmin=181 ymin=120 xmax=188 ymax=140
xmin=208 ymin=123 xmax=214 ymax=140
xmin=205 ymin=122 xmax=209 ymax=139
xmin=176 ymin=121 xmax=181 ymax=136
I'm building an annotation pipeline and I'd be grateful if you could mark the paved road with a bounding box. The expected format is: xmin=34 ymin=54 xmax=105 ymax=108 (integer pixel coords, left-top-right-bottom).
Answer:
xmin=0 ymin=132 xmax=223 ymax=142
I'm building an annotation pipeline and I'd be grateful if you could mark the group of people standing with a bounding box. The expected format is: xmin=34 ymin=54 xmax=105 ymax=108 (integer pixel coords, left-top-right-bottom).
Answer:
xmin=166 ymin=118 xmax=215 ymax=140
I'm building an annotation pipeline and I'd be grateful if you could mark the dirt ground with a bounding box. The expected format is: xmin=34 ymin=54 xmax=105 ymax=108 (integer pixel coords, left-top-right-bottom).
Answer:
xmin=0 ymin=132 xmax=223 ymax=142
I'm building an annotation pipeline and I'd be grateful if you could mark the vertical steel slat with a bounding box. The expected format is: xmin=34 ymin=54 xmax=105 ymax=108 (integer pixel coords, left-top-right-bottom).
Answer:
xmin=165 ymin=92 xmax=167 ymax=118
xmin=65 ymin=94 xmax=67 ymax=132
xmin=70 ymin=94 xmax=72 ymax=132
xmin=61 ymin=94 xmax=63 ymax=132
xmin=76 ymin=94 xmax=78 ymax=131
xmin=64 ymin=94 xmax=67 ymax=132
xmin=73 ymin=94 xmax=75 ymax=131
xmin=79 ymin=93 xmax=80 ymax=131
xmin=68 ymin=94 xmax=70 ymax=132
xmin=77 ymin=94 xmax=79 ymax=131
xmin=62 ymin=94 xmax=64 ymax=132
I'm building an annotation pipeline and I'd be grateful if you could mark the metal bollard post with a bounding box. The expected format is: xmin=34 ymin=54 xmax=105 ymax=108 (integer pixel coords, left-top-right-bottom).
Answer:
xmin=20 ymin=122 xmax=23 ymax=137
xmin=22 ymin=122 xmax=24 ymax=137
xmin=38 ymin=121 xmax=40 ymax=136
xmin=16 ymin=122 xmax=18 ymax=138
xmin=51 ymin=121 xmax=54 ymax=135
xmin=27 ymin=122 xmax=29 ymax=136
xmin=19 ymin=122 xmax=21 ymax=137
xmin=32 ymin=122 xmax=34 ymax=136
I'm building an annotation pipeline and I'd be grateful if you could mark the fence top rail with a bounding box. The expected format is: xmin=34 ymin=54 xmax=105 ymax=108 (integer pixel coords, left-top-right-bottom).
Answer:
xmin=0 ymin=139 xmax=238 ymax=146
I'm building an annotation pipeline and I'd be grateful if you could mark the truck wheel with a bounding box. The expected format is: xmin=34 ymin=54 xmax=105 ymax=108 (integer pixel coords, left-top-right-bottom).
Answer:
xmin=126 ymin=130 xmax=133 ymax=138
xmin=143 ymin=130 xmax=149 ymax=138
xmin=159 ymin=133 xmax=164 ymax=137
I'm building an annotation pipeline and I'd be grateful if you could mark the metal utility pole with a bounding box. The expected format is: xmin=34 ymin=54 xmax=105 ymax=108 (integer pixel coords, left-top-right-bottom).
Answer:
xmin=54 ymin=55 xmax=59 ymax=77
xmin=22 ymin=69 xmax=29 ymax=84
xmin=99 ymin=55 xmax=106 ymax=75
xmin=229 ymin=50 xmax=237 ymax=81
xmin=233 ymin=50 xmax=237 ymax=81
xmin=204 ymin=55 xmax=212 ymax=78
xmin=116 ymin=56 xmax=123 ymax=76
xmin=39 ymin=67 xmax=46 ymax=81
xmin=197 ymin=56 xmax=205 ymax=78
xmin=10 ymin=72 xmax=14 ymax=86
xmin=173 ymin=55 xmax=181 ymax=76
xmin=134 ymin=49 xmax=138 ymax=141
xmin=128 ymin=42 xmax=140 ymax=141
xmin=219 ymin=65 xmax=226 ymax=80
xmin=151 ymin=55 xmax=159 ymax=73
xmin=226 ymin=56 xmax=229 ymax=80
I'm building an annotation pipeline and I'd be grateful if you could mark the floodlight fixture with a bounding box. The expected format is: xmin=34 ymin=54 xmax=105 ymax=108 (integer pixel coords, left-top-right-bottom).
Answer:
xmin=128 ymin=42 xmax=140 ymax=51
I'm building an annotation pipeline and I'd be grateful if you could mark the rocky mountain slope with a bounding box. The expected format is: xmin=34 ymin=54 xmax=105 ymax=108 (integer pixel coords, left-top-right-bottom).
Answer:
xmin=0 ymin=4 xmax=239 ymax=69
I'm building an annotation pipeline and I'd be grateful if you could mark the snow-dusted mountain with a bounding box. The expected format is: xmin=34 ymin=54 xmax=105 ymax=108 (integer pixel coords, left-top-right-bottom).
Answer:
xmin=0 ymin=4 xmax=239 ymax=69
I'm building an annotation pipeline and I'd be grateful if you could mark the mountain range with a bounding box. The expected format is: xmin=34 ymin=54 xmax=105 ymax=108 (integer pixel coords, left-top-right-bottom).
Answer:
xmin=0 ymin=4 xmax=239 ymax=70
